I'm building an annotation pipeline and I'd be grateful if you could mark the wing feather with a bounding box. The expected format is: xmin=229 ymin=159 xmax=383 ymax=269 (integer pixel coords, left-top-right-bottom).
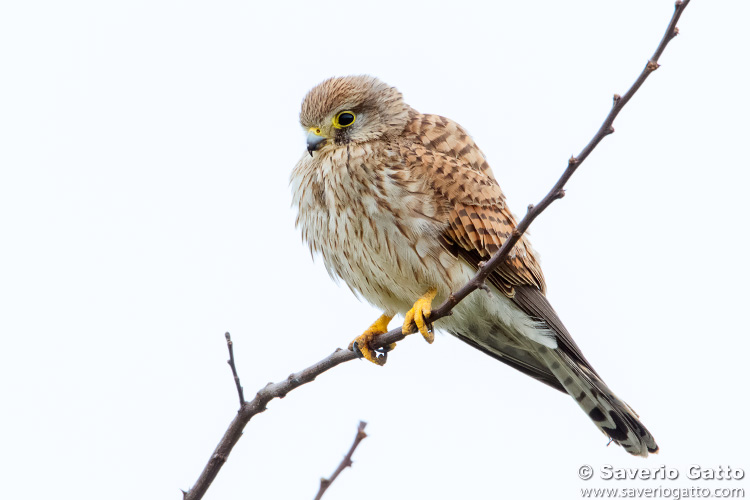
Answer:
xmin=401 ymin=112 xmax=602 ymax=380
xmin=400 ymin=113 xmax=546 ymax=295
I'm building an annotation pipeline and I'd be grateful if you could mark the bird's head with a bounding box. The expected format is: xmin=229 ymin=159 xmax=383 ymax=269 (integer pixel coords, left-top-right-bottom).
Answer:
xmin=299 ymin=75 xmax=411 ymax=156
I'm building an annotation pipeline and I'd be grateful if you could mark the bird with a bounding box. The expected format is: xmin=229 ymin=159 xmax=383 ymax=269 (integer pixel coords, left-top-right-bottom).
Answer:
xmin=290 ymin=75 xmax=658 ymax=456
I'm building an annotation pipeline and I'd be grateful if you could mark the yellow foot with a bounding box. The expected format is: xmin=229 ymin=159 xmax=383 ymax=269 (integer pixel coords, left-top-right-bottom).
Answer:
xmin=349 ymin=314 xmax=395 ymax=366
xmin=403 ymin=288 xmax=438 ymax=343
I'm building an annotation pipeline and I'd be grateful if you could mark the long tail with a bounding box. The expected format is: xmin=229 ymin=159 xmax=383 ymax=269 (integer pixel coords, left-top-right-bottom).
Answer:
xmin=537 ymin=347 xmax=659 ymax=456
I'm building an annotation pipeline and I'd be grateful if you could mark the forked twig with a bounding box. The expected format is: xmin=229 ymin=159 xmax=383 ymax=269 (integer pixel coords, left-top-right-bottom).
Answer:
xmin=182 ymin=3 xmax=690 ymax=498
xmin=313 ymin=421 xmax=368 ymax=500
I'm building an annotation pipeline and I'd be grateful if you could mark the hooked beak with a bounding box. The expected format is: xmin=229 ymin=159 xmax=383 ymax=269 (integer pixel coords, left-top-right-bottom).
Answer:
xmin=306 ymin=128 xmax=327 ymax=156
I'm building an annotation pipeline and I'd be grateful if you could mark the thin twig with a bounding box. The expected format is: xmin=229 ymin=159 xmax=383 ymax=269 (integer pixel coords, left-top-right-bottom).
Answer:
xmin=182 ymin=3 xmax=690 ymax=498
xmin=225 ymin=332 xmax=245 ymax=405
xmin=313 ymin=421 xmax=368 ymax=500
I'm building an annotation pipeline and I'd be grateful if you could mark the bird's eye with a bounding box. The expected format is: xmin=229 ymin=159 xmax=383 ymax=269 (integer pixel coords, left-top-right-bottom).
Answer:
xmin=333 ymin=111 xmax=356 ymax=128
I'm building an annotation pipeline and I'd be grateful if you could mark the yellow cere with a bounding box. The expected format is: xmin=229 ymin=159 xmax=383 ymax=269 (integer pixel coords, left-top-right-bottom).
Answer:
xmin=308 ymin=127 xmax=323 ymax=136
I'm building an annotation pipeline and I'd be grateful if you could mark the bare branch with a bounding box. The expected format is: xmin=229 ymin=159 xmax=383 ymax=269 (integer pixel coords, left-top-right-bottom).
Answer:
xmin=182 ymin=3 xmax=690 ymax=498
xmin=314 ymin=421 xmax=368 ymax=500
xmin=424 ymin=0 xmax=691 ymax=324
xmin=225 ymin=332 xmax=245 ymax=406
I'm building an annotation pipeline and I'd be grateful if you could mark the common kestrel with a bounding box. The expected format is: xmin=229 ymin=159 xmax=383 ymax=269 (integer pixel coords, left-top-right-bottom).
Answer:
xmin=290 ymin=75 xmax=657 ymax=456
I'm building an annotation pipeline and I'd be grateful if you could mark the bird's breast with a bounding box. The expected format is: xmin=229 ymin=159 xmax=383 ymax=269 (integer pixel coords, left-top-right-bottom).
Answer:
xmin=291 ymin=143 xmax=464 ymax=314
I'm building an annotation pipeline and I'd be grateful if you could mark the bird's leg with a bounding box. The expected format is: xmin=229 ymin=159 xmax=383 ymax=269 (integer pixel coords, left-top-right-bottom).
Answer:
xmin=349 ymin=313 xmax=395 ymax=366
xmin=402 ymin=288 xmax=437 ymax=343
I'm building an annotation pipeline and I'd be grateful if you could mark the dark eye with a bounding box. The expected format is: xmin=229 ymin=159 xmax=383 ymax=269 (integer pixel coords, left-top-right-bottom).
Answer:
xmin=338 ymin=112 xmax=355 ymax=126
xmin=334 ymin=111 xmax=356 ymax=128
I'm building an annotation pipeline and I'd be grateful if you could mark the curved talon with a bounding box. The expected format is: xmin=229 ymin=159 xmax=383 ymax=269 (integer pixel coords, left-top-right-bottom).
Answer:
xmin=377 ymin=343 xmax=397 ymax=353
xmin=351 ymin=341 xmax=365 ymax=359
xmin=349 ymin=314 xmax=393 ymax=366
xmin=402 ymin=288 xmax=437 ymax=344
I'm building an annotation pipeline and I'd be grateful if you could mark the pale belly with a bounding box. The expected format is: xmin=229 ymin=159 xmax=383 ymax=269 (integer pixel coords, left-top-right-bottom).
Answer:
xmin=297 ymin=199 xmax=556 ymax=348
xmin=291 ymin=148 xmax=556 ymax=349
xmin=300 ymin=196 xmax=462 ymax=315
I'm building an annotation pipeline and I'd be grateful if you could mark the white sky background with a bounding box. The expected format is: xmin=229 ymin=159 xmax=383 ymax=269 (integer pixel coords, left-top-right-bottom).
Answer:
xmin=1 ymin=1 xmax=748 ymax=499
